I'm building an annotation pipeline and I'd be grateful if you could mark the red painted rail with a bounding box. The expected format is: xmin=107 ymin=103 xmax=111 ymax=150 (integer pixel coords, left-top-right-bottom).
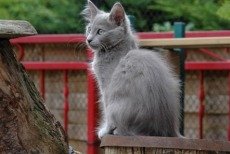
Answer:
xmin=185 ymin=61 xmax=230 ymax=70
xmin=11 ymin=34 xmax=86 ymax=44
xmin=10 ymin=31 xmax=230 ymax=154
xmin=228 ymin=73 xmax=230 ymax=141
xmin=198 ymin=71 xmax=205 ymax=139
xmin=10 ymin=30 xmax=230 ymax=44
xmin=23 ymin=62 xmax=88 ymax=70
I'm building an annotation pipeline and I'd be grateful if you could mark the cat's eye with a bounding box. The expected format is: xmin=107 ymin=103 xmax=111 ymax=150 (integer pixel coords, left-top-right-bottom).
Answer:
xmin=97 ymin=29 xmax=104 ymax=35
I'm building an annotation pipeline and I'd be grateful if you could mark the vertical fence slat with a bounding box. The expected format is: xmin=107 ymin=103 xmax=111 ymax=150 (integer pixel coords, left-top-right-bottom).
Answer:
xmin=87 ymin=49 xmax=98 ymax=154
xmin=64 ymin=70 xmax=69 ymax=133
xmin=15 ymin=43 xmax=25 ymax=61
xmin=198 ymin=71 xmax=205 ymax=139
xmin=40 ymin=70 xmax=45 ymax=99
xmin=228 ymin=72 xmax=230 ymax=141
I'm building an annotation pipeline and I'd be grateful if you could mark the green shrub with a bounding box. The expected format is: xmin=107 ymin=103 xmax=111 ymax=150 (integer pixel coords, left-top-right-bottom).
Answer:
xmin=1 ymin=0 xmax=230 ymax=33
xmin=0 ymin=0 xmax=85 ymax=33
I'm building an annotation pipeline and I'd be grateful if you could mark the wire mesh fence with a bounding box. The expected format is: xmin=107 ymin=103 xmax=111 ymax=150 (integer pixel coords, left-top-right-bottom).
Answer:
xmin=184 ymin=47 xmax=230 ymax=140
xmin=13 ymin=43 xmax=89 ymax=153
xmin=12 ymin=35 xmax=230 ymax=153
xmin=184 ymin=70 xmax=229 ymax=140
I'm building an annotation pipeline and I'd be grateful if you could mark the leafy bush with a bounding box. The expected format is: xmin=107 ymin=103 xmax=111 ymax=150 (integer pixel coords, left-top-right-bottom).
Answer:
xmin=1 ymin=0 xmax=230 ymax=33
xmin=152 ymin=0 xmax=230 ymax=30
xmin=216 ymin=0 xmax=230 ymax=21
xmin=0 ymin=0 xmax=85 ymax=33
xmin=153 ymin=22 xmax=194 ymax=32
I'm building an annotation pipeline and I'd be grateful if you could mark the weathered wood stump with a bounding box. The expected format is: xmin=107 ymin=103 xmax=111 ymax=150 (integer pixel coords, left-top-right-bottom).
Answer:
xmin=0 ymin=20 xmax=68 ymax=153
xmin=101 ymin=135 xmax=230 ymax=154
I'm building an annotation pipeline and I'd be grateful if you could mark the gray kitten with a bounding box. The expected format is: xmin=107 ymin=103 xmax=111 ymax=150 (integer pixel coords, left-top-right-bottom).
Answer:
xmin=82 ymin=1 xmax=181 ymax=139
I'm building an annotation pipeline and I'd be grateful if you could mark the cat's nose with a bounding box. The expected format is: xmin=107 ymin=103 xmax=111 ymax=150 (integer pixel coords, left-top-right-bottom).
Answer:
xmin=87 ymin=39 xmax=93 ymax=44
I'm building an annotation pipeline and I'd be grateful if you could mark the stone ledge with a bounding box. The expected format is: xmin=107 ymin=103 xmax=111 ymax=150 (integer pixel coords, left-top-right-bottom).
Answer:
xmin=0 ymin=20 xmax=37 ymax=39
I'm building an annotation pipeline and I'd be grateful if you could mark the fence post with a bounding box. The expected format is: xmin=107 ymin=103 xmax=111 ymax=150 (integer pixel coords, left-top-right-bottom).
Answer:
xmin=228 ymin=73 xmax=230 ymax=141
xmin=174 ymin=22 xmax=186 ymax=136
xmin=87 ymin=49 xmax=99 ymax=154
xmin=128 ymin=15 xmax=136 ymax=29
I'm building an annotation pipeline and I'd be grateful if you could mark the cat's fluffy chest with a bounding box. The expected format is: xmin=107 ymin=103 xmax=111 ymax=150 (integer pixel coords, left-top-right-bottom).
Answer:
xmin=92 ymin=52 xmax=122 ymax=91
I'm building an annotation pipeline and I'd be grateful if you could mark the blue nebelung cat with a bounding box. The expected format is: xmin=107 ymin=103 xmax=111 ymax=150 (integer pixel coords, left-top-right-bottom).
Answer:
xmin=82 ymin=0 xmax=181 ymax=139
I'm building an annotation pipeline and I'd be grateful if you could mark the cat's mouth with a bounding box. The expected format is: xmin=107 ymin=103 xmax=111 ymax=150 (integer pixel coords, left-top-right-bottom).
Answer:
xmin=87 ymin=43 xmax=100 ymax=50
xmin=88 ymin=45 xmax=98 ymax=50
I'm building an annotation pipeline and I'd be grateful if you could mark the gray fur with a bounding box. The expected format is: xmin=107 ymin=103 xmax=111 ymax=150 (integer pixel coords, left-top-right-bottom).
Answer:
xmin=83 ymin=1 xmax=181 ymax=139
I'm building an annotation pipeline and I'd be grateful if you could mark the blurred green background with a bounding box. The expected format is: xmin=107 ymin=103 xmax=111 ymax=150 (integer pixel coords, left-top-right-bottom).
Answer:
xmin=1 ymin=0 xmax=230 ymax=33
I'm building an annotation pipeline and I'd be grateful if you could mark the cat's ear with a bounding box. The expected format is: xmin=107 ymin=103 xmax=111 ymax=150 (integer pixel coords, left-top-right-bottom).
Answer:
xmin=82 ymin=0 xmax=99 ymax=21
xmin=109 ymin=2 xmax=125 ymax=26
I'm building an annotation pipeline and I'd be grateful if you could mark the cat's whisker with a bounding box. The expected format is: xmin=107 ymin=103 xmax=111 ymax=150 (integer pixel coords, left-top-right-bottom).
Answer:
xmin=101 ymin=43 xmax=108 ymax=52
xmin=74 ymin=42 xmax=87 ymax=60
xmin=106 ymin=39 xmax=123 ymax=51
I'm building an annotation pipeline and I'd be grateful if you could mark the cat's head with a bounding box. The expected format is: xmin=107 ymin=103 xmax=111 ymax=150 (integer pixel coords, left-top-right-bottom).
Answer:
xmin=82 ymin=1 xmax=132 ymax=51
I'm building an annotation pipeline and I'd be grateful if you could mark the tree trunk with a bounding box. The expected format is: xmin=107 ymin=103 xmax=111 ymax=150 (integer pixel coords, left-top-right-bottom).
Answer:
xmin=0 ymin=20 xmax=68 ymax=154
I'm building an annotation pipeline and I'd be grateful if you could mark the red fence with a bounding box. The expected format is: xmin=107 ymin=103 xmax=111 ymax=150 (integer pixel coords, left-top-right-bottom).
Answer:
xmin=10 ymin=31 xmax=230 ymax=154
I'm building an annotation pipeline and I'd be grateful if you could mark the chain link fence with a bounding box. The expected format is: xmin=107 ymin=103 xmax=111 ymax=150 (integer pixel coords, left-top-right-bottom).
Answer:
xmin=184 ymin=48 xmax=229 ymax=140
xmin=13 ymin=43 xmax=89 ymax=153
xmin=12 ymin=36 xmax=230 ymax=153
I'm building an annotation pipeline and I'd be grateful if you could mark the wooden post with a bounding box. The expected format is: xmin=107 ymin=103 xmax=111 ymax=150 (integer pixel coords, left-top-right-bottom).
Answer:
xmin=101 ymin=135 xmax=230 ymax=154
xmin=0 ymin=20 xmax=68 ymax=153
xmin=174 ymin=22 xmax=186 ymax=135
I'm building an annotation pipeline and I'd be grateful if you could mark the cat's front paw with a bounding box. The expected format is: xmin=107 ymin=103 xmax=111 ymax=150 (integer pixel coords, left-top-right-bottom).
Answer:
xmin=97 ymin=126 xmax=109 ymax=139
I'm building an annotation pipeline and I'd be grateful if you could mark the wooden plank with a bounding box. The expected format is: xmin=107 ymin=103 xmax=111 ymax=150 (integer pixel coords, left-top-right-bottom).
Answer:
xmin=104 ymin=147 xmax=132 ymax=154
xmin=101 ymin=135 xmax=230 ymax=152
xmin=132 ymin=147 xmax=145 ymax=154
xmin=0 ymin=20 xmax=37 ymax=38
xmin=139 ymin=37 xmax=230 ymax=48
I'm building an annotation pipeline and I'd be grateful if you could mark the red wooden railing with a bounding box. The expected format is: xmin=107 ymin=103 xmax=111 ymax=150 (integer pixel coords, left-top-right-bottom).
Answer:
xmin=186 ymin=62 xmax=230 ymax=139
xmin=228 ymin=73 xmax=230 ymax=140
xmin=10 ymin=31 xmax=230 ymax=154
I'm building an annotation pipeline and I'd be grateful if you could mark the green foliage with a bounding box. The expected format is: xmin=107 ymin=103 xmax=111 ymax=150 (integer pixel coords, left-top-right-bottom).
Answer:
xmin=100 ymin=0 xmax=155 ymax=31
xmin=151 ymin=0 xmax=230 ymax=31
xmin=153 ymin=22 xmax=194 ymax=32
xmin=216 ymin=0 xmax=230 ymax=20
xmin=0 ymin=0 xmax=85 ymax=33
xmin=101 ymin=0 xmax=230 ymax=31
xmin=1 ymin=0 xmax=230 ymax=33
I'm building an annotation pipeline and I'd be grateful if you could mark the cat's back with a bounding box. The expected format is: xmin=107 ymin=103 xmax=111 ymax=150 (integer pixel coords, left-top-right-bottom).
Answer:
xmin=125 ymin=49 xmax=163 ymax=63
xmin=111 ymin=48 xmax=179 ymax=94
xmin=117 ymin=49 xmax=172 ymax=77
xmin=109 ymin=48 xmax=180 ymax=137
